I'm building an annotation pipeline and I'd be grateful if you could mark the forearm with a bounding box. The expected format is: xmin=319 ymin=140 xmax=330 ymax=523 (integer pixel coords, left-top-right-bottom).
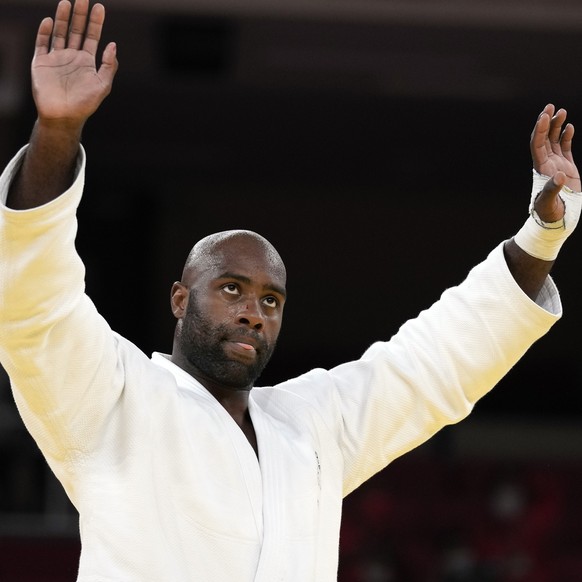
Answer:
xmin=6 ymin=120 xmax=83 ymax=210
xmin=503 ymin=238 xmax=554 ymax=301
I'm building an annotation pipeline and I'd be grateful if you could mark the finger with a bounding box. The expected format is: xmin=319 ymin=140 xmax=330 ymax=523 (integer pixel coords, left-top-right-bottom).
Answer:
xmin=560 ymin=123 xmax=575 ymax=164
xmin=97 ymin=42 xmax=119 ymax=91
xmin=51 ymin=0 xmax=72 ymax=50
xmin=548 ymin=108 xmax=567 ymax=154
xmin=530 ymin=104 xmax=553 ymax=147
xmin=530 ymin=106 xmax=552 ymax=166
xmin=534 ymin=173 xmax=566 ymax=223
xmin=34 ymin=17 xmax=54 ymax=58
xmin=530 ymin=103 xmax=554 ymax=136
xmin=67 ymin=0 xmax=90 ymax=51
xmin=82 ymin=3 xmax=106 ymax=56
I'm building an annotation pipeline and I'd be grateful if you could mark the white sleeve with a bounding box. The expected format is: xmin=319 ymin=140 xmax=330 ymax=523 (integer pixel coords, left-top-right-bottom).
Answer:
xmin=277 ymin=243 xmax=561 ymax=496
xmin=0 ymin=146 xmax=125 ymax=477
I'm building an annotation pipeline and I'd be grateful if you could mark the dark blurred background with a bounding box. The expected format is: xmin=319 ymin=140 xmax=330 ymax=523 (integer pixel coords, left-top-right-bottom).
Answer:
xmin=1 ymin=0 xmax=582 ymax=580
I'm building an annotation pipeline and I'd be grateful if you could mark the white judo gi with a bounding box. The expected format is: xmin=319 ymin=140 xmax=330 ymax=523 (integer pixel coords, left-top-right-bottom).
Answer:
xmin=0 ymin=146 xmax=561 ymax=581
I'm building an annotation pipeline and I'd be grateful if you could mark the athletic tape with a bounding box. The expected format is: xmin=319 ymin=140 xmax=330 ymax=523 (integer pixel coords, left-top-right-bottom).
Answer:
xmin=513 ymin=170 xmax=582 ymax=261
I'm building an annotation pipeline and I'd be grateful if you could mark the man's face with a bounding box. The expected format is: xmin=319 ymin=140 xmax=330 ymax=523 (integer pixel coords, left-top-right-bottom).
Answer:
xmin=173 ymin=235 xmax=286 ymax=391
xmin=179 ymin=289 xmax=278 ymax=389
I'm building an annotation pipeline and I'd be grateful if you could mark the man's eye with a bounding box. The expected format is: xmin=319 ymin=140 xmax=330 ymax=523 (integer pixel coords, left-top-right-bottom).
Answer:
xmin=223 ymin=284 xmax=239 ymax=295
xmin=263 ymin=296 xmax=278 ymax=308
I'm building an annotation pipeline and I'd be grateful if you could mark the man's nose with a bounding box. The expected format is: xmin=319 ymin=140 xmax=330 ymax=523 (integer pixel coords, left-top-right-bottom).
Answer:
xmin=237 ymin=300 xmax=264 ymax=330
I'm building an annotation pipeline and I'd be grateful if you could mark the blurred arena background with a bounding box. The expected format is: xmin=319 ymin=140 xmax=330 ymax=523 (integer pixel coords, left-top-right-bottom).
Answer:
xmin=1 ymin=0 xmax=582 ymax=579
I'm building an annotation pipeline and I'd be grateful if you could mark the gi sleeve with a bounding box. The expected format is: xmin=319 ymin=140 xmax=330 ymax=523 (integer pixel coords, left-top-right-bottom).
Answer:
xmin=0 ymin=146 xmax=125 ymax=484
xmin=277 ymin=244 xmax=561 ymax=496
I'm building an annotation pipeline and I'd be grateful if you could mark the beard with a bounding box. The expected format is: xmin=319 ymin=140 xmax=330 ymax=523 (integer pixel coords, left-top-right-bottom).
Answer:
xmin=177 ymin=292 xmax=277 ymax=390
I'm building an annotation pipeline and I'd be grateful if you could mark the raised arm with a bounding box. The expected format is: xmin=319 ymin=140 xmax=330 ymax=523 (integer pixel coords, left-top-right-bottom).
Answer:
xmin=7 ymin=0 xmax=118 ymax=210
xmin=505 ymin=104 xmax=581 ymax=300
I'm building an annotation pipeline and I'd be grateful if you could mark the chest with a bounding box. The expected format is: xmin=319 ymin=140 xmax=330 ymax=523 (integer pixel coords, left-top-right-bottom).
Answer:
xmin=152 ymin=392 xmax=328 ymax=542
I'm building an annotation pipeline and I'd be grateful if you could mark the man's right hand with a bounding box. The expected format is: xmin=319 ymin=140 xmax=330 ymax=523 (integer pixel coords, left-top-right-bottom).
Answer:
xmin=33 ymin=0 xmax=118 ymax=132
xmin=6 ymin=0 xmax=118 ymax=210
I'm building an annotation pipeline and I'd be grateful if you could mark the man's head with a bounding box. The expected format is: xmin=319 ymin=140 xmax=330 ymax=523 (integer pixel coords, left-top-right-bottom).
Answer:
xmin=170 ymin=230 xmax=286 ymax=393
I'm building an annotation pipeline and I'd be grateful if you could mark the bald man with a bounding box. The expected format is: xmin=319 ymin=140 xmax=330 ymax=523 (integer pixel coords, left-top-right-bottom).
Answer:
xmin=0 ymin=1 xmax=580 ymax=581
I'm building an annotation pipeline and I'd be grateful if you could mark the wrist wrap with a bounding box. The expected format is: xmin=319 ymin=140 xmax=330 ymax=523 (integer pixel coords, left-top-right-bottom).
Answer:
xmin=513 ymin=170 xmax=581 ymax=261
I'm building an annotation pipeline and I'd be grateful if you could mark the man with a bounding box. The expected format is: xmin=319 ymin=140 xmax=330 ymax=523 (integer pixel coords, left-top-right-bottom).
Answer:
xmin=0 ymin=1 xmax=580 ymax=580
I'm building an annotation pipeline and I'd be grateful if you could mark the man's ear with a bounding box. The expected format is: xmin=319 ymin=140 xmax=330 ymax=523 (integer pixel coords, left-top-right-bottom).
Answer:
xmin=170 ymin=282 xmax=189 ymax=318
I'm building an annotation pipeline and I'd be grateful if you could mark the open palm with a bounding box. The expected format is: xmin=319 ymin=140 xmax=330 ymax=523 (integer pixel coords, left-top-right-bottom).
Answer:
xmin=531 ymin=104 xmax=580 ymax=192
xmin=31 ymin=0 xmax=117 ymax=126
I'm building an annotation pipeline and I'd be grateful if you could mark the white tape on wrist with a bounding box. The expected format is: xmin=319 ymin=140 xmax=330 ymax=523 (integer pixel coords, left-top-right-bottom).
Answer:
xmin=514 ymin=169 xmax=582 ymax=261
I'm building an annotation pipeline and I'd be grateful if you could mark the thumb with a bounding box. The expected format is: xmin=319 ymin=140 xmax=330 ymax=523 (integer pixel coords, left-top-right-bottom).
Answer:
xmin=534 ymin=172 xmax=566 ymax=223
xmin=97 ymin=42 xmax=119 ymax=91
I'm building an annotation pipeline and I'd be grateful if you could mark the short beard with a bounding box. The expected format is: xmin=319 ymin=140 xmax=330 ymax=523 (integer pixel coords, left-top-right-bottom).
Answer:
xmin=178 ymin=292 xmax=276 ymax=390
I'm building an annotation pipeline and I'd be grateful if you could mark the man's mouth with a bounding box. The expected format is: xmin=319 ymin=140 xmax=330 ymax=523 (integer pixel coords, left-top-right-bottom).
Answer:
xmin=234 ymin=341 xmax=256 ymax=352
xmin=224 ymin=337 xmax=260 ymax=360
